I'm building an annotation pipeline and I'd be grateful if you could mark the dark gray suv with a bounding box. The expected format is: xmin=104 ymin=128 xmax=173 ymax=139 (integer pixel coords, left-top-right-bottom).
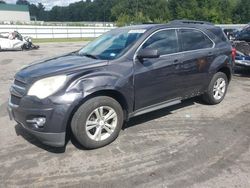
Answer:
xmin=8 ymin=20 xmax=234 ymax=149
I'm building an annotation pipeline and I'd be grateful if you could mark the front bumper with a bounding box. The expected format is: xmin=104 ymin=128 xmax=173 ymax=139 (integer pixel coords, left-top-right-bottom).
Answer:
xmin=8 ymin=93 xmax=81 ymax=147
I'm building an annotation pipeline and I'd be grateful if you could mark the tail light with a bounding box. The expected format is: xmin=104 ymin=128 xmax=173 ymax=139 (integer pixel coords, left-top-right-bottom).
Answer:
xmin=232 ymin=48 xmax=236 ymax=61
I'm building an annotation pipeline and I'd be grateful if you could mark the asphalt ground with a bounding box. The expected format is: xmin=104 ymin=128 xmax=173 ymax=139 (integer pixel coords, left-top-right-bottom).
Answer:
xmin=0 ymin=43 xmax=250 ymax=188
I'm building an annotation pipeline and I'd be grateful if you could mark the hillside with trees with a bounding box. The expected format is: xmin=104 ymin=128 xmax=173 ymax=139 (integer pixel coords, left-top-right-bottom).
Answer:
xmin=2 ymin=0 xmax=250 ymax=25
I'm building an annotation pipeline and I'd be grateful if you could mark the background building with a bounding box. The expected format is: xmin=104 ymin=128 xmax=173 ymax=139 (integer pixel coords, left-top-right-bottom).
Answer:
xmin=0 ymin=4 xmax=30 ymax=22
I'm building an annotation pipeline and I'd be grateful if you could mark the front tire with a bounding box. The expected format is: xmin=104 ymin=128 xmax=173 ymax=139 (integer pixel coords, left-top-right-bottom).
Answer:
xmin=202 ymin=72 xmax=228 ymax=105
xmin=71 ymin=96 xmax=124 ymax=149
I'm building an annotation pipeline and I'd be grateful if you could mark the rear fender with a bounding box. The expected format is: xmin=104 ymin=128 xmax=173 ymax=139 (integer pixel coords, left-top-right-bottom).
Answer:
xmin=208 ymin=55 xmax=230 ymax=75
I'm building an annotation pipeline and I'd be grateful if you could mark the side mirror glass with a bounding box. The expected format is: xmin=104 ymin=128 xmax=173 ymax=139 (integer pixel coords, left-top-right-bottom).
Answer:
xmin=137 ymin=48 xmax=160 ymax=60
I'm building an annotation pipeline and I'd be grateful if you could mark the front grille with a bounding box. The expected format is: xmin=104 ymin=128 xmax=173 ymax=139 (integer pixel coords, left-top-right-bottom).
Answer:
xmin=14 ymin=79 xmax=26 ymax=88
xmin=10 ymin=78 xmax=27 ymax=106
xmin=10 ymin=95 xmax=21 ymax=105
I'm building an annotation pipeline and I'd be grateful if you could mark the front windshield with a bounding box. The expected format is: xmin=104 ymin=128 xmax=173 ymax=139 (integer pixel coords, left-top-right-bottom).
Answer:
xmin=79 ymin=28 xmax=146 ymax=60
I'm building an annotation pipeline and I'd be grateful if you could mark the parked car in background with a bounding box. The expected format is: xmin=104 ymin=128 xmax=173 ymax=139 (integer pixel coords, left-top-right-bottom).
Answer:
xmin=234 ymin=41 xmax=250 ymax=67
xmin=223 ymin=28 xmax=240 ymax=40
xmin=232 ymin=24 xmax=250 ymax=68
xmin=8 ymin=20 xmax=234 ymax=149
xmin=235 ymin=52 xmax=250 ymax=67
xmin=0 ymin=31 xmax=39 ymax=51
xmin=235 ymin=26 xmax=250 ymax=42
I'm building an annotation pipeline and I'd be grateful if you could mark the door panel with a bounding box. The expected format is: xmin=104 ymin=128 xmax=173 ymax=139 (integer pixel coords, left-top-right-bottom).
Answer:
xmin=133 ymin=28 xmax=216 ymax=110
xmin=175 ymin=50 xmax=215 ymax=98
xmin=134 ymin=29 xmax=181 ymax=110
xmin=134 ymin=55 xmax=181 ymax=110
xmin=176 ymin=29 xmax=216 ymax=97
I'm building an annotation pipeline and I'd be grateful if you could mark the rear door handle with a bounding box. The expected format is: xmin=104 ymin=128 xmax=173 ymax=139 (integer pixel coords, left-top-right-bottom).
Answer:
xmin=172 ymin=59 xmax=179 ymax=65
xmin=207 ymin=52 xmax=213 ymax=57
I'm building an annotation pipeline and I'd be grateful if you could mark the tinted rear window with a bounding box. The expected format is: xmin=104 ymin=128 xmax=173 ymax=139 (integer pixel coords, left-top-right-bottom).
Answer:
xmin=179 ymin=29 xmax=214 ymax=51
xmin=208 ymin=28 xmax=228 ymax=42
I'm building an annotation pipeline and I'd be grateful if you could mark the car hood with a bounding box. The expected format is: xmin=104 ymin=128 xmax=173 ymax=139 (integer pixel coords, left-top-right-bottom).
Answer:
xmin=15 ymin=52 xmax=108 ymax=83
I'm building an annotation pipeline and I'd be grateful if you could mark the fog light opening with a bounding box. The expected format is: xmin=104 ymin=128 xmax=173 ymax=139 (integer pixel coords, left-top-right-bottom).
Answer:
xmin=26 ymin=117 xmax=46 ymax=128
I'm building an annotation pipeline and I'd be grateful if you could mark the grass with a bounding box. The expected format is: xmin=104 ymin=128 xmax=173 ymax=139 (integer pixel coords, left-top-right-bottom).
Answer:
xmin=32 ymin=38 xmax=93 ymax=43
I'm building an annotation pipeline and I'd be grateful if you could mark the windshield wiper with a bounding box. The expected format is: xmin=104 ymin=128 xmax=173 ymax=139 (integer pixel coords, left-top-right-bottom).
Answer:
xmin=81 ymin=53 xmax=99 ymax=59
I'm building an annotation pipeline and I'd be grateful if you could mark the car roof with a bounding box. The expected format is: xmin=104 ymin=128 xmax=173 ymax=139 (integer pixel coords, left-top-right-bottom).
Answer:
xmin=121 ymin=20 xmax=219 ymax=32
xmin=116 ymin=20 xmax=226 ymax=42
xmin=117 ymin=24 xmax=160 ymax=31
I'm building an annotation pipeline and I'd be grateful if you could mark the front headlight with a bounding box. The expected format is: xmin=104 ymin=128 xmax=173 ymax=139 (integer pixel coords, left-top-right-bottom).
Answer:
xmin=28 ymin=75 xmax=67 ymax=99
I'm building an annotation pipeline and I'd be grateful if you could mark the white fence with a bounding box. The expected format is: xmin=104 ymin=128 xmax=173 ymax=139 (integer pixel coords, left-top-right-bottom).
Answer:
xmin=0 ymin=25 xmax=115 ymax=39
xmin=216 ymin=24 xmax=247 ymax=29
xmin=0 ymin=24 xmax=247 ymax=39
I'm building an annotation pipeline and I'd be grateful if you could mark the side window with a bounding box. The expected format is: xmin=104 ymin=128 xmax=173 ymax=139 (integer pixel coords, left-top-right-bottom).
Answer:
xmin=142 ymin=29 xmax=179 ymax=55
xmin=179 ymin=29 xmax=214 ymax=51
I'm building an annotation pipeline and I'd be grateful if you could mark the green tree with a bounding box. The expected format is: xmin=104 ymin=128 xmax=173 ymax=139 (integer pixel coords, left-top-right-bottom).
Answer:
xmin=112 ymin=0 xmax=170 ymax=25
xmin=167 ymin=0 xmax=238 ymax=24
xmin=21 ymin=0 xmax=250 ymax=24
xmin=29 ymin=4 xmax=38 ymax=18
xmin=29 ymin=3 xmax=47 ymax=21
xmin=0 ymin=0 xmax=6 ymax=4
xmin=16 ymin=0 xmax=30 ymax=5
xmin=234 ymin=0 xmax=250 ymax=23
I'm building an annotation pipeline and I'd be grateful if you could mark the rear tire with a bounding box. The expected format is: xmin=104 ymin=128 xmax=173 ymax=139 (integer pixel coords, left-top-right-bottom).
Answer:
xmin=202 ymin=72 xmax=228 ymax=105
xmin=71 ymin=96 xmax=124 ymax=149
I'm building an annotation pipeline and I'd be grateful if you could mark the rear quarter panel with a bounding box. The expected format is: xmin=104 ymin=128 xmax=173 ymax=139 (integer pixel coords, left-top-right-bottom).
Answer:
xmin=208 ymin=42 xmax=233 ymax=83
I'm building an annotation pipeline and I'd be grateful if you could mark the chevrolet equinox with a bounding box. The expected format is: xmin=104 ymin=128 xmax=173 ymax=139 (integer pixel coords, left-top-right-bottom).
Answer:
xmin=8 ymin=20 xmax=234 ymax=149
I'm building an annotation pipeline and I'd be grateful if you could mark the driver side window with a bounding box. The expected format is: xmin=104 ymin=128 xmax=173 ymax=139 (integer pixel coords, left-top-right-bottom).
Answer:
xmin=142 ymin=29 xmax=179 ymax=56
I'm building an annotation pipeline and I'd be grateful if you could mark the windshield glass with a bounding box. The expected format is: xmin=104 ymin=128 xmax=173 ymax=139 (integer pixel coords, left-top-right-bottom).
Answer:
xmin=79 ymin=28 xmax=146 ymax=60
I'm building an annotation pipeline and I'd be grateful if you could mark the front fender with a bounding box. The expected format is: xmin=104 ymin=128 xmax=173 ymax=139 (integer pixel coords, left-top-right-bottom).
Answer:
xmin=65 ymin=70 xmax=134 ymax=113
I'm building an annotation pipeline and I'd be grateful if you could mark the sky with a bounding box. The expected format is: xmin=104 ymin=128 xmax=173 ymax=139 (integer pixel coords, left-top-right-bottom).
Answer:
xmin=5 ymin=0 xmax=82 ymax=9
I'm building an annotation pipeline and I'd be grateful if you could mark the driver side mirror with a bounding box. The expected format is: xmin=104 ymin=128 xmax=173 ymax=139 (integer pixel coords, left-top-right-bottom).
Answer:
xmin=137 ymin=49 xmax=160 ymax=60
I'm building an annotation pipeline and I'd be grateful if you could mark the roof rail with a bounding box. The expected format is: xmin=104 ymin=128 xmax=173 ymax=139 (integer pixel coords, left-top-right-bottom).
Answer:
xmin=170 ymin=20 xmax=214 ymax=26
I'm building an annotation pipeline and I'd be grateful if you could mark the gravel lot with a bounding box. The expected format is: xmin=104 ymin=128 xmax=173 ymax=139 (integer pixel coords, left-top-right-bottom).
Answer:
xmin=0 ymin=43 xmax=250 ymax=188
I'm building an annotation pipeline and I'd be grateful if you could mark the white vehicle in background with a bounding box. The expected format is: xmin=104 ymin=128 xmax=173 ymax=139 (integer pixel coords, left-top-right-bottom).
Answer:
xmin=0 ymin=31 xmax=39 ymax=51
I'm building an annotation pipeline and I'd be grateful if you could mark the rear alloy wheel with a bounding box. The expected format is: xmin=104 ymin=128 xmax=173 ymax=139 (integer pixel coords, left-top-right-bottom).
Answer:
xmin=213 ymin=77 xmax=226 ymax=100
xmin=202 ymin=72 xmax=228 ymax=105
xmin=71 ymin=96 xmax=124 ymax=149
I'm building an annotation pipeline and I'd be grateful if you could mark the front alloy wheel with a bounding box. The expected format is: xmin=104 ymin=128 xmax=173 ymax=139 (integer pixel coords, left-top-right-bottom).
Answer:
xmin=71 ymin=96 xmax=124 ymax=149
xmin=86 ymin=106 xmax=118 ymax=141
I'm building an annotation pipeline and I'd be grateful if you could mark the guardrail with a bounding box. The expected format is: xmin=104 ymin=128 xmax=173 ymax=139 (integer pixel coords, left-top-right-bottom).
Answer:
xmin=0 ymin=24 xmax=247 ymax=39
xmin=0 ymin=25 xmax=115 ymax=39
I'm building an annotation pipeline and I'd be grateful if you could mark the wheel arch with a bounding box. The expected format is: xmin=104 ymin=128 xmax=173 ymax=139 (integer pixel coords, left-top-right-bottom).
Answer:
xmin=209 ymin=54 xmax=232 ymax=82
xmin=217 ymin=66 xmax=232 ymax=82
xmin=66 ymin=89 xmax=130 ymax=133
xmin=83 ymin=89 xmax=129 ymax=117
